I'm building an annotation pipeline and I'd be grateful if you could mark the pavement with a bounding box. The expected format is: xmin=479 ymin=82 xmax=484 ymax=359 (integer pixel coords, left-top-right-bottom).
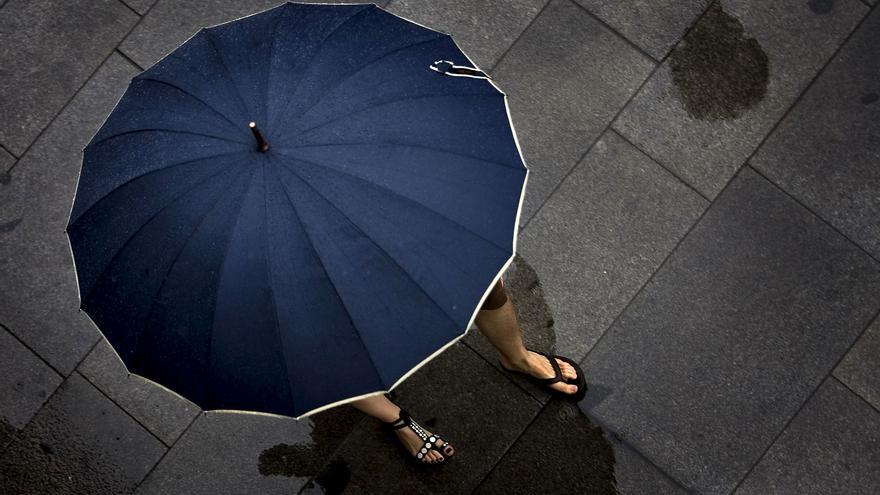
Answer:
xmin=1 ymin=0 xmax=879 ymax=493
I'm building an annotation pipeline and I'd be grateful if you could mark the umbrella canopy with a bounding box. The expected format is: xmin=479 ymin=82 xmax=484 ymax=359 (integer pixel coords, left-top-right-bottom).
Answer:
xmin=65 ymin=1 xmax=528 ymax=419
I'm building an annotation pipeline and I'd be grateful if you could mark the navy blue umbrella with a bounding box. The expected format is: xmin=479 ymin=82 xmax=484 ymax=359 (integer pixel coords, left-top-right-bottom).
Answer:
xmin=65 ymin=2 xmax=528 ymax=419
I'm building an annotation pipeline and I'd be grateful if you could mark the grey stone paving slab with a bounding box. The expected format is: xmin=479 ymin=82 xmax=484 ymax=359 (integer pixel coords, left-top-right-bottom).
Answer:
xmin=77 ymin=336 xmax=201 ymax=446
xmin=385 ymin=0 xmax=546 ymax=69
xmin=613 ymin=0 xmax=868 ymax=199
xmin=735 ymin=378 xmax=880 ymax=495
xmin=0 ymin=0 xmax=138 ymax=155
xmin=581 ymin=167 xmax=880 ymax=494
xmin=0 ymin=147 xmax=13 ymax=171
xmin=0 ymin=324 xmax=62 ymax=448
xmin=611 ymin=437 xmax=689 ymax=495
xmin=491 ymin=0 xmax=655 ymax=227
xmin=136 ymin=404 xmax=363 ymax=495
xmin=119 ymin=0 xmax=389 ymax=69
xmin=471 ymin=131 xmax=707 ymax=367
xmin=575 ymin=0 xmax=709 ymax=60
xmin=0 ymin=54 xmax=139 ymax=374
xmin=834 ymin=315 xmax=880 ymax=411
xmin=0 ymin=372 xmax=166 ymax=494
xmin=304 ymin=342 xmax=541 ymax=494
xmin=121 ymin=0 xmax=157 ymax=16
xmin=750 ymin=6 xmax=880 ymax=260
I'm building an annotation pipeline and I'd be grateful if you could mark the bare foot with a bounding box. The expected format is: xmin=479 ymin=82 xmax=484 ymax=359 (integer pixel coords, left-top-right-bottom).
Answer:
xmin=500 ymin=351 xmax=579 ymax=395
xmin=392 ymin=414 xmax=455 ymax=464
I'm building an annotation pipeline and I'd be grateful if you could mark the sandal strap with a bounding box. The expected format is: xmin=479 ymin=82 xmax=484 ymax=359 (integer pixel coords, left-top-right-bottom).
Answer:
xmin=382 ymin=408 xmax=411 ymax=431
xmin=533 ymin=351 xmax=564 ymax=384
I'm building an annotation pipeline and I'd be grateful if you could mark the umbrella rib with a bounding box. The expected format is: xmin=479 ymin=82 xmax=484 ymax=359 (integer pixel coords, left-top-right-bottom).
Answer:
xmin=295 ymin=34 xmax=447 ymax=121
xmin=133 ymin=166 xmax=255 ymax=380
xmin=275 ymin=154 xmax=488 ymax=301
xmin=290 ymin=141 xmax=519 ymax=171
xmin=69 ymin=151 xmax=249 ymax=228
xmin=78 ymin=160 xmax=242 ymax=307
xmin=266 ymin=160 xmax=387 ymax=389
xmin=268 ymin=6 xmax=373 ymax=131
xmin=137 ymin=77 xmax=247 ymax=133
xmin=262 ymin=160 xmax=296 ymax=412
xmin=89 ymin=128 xmax=251 ymax=149
xmin=295 ymin=92 xmax=500 ymax=137
xmin=204 ymin=29 xmax=257 ymax=124
xmin=276 ymin=153 xmax=511 ymax=255
xmin=261 ymin=7 xmax=287 ymax=130
xmin=273 ymin=159 xmax=463 ymax=331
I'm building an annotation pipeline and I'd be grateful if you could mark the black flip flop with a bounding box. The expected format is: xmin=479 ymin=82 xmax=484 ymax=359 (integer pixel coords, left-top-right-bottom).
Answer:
xmin=499 ymin=349 xmax=588 ymax=402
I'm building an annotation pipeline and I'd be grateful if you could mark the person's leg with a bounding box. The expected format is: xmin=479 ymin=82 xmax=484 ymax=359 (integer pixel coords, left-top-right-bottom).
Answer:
xmin=474 ymin=278 xmax=579 ymax=394
xmin=349 ymin=394 xmax=454 ymax=463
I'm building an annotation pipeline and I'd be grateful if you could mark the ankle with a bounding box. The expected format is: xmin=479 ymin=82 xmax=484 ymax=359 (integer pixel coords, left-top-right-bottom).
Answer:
xmin=501 ymin=351 xmax=531 ymax=370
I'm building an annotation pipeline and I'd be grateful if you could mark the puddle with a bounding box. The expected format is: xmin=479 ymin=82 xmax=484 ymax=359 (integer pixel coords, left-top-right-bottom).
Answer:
xmin=258 ymin=411 xmax=349 ymax=478
xmin=258 ymin=406 xmax=362 ymax=493
xmin=861 ymin=92 xmax=878 ymax=105
xmin=670 ymin=2 xmax=769 ymax=121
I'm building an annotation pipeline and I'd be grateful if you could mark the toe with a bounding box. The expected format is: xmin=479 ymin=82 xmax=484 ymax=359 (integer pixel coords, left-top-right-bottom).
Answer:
xmin=556 ymin=359 xmax=577 ymax=380
xmin=550 ymin=381 xmax=578 ymax=395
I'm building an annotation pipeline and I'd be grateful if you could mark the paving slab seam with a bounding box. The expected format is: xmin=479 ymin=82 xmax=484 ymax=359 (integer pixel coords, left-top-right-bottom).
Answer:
xmin=567 ymin=0 xmax=659 ymax=64
xmin=610 ymin=127 xmax=710 ymax=202
xmin=116 ymin=0 xmax=143 ymax=19
xmin=519 ymin=0 xmax=719 ymax=234
xmin=582 ymin=408 xmax=696 ymax=494
xmin=461 ymin=338 xmax=550 ymax=405
xmin=487 ymin=0 xmax=552 ymax=72
xmin=73 ymin=369 xmax=173 ymax=448
xmin=0 ymin=322 xmax=68 ymax=379
xmin=0 ymin=337 xmax=100 ymax=459
xmin=0 ymin=142 xmax=18 ymax=162
xmin=727 ymin=305 xmax=880 ymax=495
xmin=4 ymin=0 xmax=158 ymax=175
xmin=132 ymin=410 xmax=202 ymax=491
xmin=470 ymin=399 xmax=551 ymax=493
xmin=115 ymin=48 xmax=146 ymax=71
xmin=831 ymin=374 xmax=880 ymax=417
xmin=747 ymin=165 xmax=880 ymax=266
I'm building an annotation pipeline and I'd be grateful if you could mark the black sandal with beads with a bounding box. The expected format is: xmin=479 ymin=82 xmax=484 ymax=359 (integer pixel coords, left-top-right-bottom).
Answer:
xmin=381 ymin=409 xmax=454 ymax=465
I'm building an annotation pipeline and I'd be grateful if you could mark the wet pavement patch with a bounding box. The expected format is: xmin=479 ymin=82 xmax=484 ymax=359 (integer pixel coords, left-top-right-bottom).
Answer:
xmin=670 ymin=2 xmax=769 ymax=121
xmin=475 ymin=400 xmax=618 ymax=494
xmin=0 ymin=425 xmax=130 ymax=495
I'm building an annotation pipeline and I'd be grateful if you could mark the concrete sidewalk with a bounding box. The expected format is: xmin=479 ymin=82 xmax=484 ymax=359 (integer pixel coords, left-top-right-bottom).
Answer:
xmin=1 ymin=0 xmax=878 ymax=493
